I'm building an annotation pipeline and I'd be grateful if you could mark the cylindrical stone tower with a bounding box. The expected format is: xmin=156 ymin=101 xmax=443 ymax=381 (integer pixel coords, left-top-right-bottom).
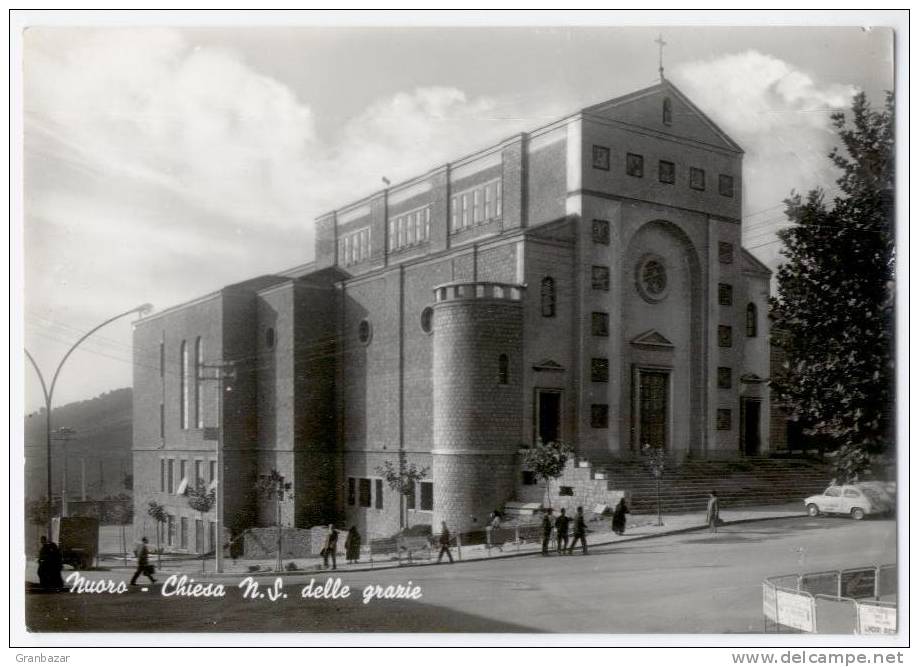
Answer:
xmin=431 ymin=282 xmax=525 ymax=534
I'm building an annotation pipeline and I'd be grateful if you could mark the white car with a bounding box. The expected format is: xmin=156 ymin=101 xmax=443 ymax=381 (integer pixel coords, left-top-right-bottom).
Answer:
xmin=804 ymin=483 xmax=894 ymax=520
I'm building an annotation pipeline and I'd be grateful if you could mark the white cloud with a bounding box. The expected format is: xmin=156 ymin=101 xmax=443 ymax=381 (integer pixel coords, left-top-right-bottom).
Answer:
xmin=23 ymin=28 xmax=547 ymax=409
xmin=672 ymin=50 xmax=857 ymax=265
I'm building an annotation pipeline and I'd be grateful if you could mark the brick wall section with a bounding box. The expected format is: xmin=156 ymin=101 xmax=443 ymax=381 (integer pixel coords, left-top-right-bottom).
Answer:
xmin=516 ymin=457 xmax=626 ymax=512
xmin=432 ymin=292 xmax=524 ymax=532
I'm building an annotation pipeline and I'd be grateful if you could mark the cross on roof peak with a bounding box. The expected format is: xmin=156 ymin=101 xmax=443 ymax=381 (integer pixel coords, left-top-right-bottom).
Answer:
xmin=655 ymin=33 xmax=667 ymax=81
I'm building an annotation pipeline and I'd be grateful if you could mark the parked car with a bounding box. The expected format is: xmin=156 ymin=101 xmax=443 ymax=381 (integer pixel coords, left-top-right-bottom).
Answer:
xmin=805 ymin=483 xmax=895 ymax=520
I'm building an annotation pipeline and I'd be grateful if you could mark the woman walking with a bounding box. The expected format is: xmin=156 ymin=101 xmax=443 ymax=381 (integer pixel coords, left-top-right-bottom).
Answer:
xmin=344 ymin=526 xmax=362 ymax=564
xmin=612 ymin=497 xmax=629 ymax=536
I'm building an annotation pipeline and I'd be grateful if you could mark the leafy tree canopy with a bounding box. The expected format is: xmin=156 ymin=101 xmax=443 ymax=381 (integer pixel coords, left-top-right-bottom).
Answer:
xmin=771 ymin=92 xmax=894 ymax=482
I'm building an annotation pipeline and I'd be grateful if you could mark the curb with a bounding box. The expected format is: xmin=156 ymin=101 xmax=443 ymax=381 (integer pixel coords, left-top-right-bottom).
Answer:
xmin=167 ymin=511 xmax=808 ymax=581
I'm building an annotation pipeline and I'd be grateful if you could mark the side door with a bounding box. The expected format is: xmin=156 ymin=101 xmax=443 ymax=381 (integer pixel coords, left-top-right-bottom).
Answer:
xmin=821 ymin=486 xmax=843 ymax=514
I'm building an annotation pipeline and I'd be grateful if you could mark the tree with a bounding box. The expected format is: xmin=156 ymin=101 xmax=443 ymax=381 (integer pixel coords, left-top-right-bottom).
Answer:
xmin=522 ymin=438 xmax=574 ymax=508
xmin=771 ymin=92 xmax=894 ymax=482
xmin=376 ymin=456 xmax=429 ymax=531
xmin=254 ymin=470 xmax=292 ymax=572
xmin=185 ymin=479 xmax=216 ymax=572
xmin=146 ymin=500 xmax=168 ymax=566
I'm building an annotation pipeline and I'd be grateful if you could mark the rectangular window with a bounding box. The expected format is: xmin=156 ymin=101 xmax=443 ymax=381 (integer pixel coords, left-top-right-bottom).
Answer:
xmin=659 ymin=160 xmax=675 ymax=184
xmin=195 ymin=519 xmax=204 ymax=553
xmin=425 ymin=208 xmax=431 ymax=239
xmin=451 ymin=196 xmax=458 ymax=232
xmin=591 ymin=265 xmax=610 ymax=291
xmin=718 ymin=283 xmax=733 ymax=306
xmin=338 ymin=227 xmax=372 ymax=266
xmin=179 ymin=460 xmax=187 ymax=490
xmin=159 ymin=341 xmax=165 ymax=377
xmin=719 ymin=174 xmax=735 ymax=198
xmin=159 ymin=403 xmax=165 ymax=439
xmin=209 ymin=460 xmax=216 ymax=484
xmin=484 ymin=183 xmax=492 ymax=219
xmin=167 ymin=515 xmax=175 ymax=547
xmin=180 ymin=517 xmax=188 ymax=549
xmin=592 ymin=145 xmax=610 ymax=170
xmin=359 ymin=478 xmax=371 ymax=508
xmin=167 ymin=459 xmax=175 ymax=494
xmin=590 ymin=404 xmax=609 ymax=428
xmin=591 ymin=358 xmax=609 ymax=383
xmin=559 ymin=486 xmax=575 ymax=497
xmin=718 ymin=325 xmax=733 ymax=348
xmin=522 ymin=470 xmax=538 ymax=486
xmin=375 ymin=479 xmax=383 ymax=509
xmin=717 ymin=367 xmax=732 ymax=389
xmin=626 ymin=153 xmax=644 ymax=177
xmin=347 ymin=477 xmax=356 ymax=506
xmin=194 ymin=460 xmax=203 ymax=487
xmin=495 ymin=180 xmax=502 ymax=217
xmin=420 ymin=482 xmax=434 ymax=511
xmin=160 ymin=459 xmax=165 ymax=493
xmin=591 ymin=311 xmax=609 ymax=337
xmin=716 ymin=409 xmax=732 ymax=430
xmin=719 ymin=242 xmax=734 ymax=264
xmin=461 ymin=193 xmax=469 ymax=228
xmin=592 ymin=219 xmax=610 ymax=245
xmin=389 ymin=220 xmax=396 ymax=251
xmin=180 ymin=341 xmax=188 ymax=429
xmin=473 ymin=189 xmax=482 ymax=223
xmin=406 ymin=481 xmax=416 ymax=510
xmin=208 ymin=520 xmax=216 ymax=552
xmin=690 ymin=167 xmax=706 ymax=191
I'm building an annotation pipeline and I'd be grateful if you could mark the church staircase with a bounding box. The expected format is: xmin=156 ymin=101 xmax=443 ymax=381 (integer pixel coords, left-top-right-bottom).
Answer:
xmin=599 ymin=456 xmax=832 ymax=515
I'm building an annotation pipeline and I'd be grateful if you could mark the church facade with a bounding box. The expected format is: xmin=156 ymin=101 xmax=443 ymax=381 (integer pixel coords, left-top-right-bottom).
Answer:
xmin=132 ymin=81 xmax=771 ymax=547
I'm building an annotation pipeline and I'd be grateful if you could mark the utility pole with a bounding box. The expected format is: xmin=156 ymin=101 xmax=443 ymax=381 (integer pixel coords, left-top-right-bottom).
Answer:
xmin=52 ymin=427 xmax=76 ymax=517
xmin=199 ymin=361 xmax=236 ymax=573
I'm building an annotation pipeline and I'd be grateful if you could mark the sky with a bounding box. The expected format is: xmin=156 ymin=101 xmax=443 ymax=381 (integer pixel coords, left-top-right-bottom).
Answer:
xmin=19 ymin=21 xmax=896 ymax=414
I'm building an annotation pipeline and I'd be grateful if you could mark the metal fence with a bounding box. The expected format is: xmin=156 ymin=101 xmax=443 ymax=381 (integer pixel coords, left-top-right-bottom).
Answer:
xmin=763 ymin=564 xmax=897 ymax=634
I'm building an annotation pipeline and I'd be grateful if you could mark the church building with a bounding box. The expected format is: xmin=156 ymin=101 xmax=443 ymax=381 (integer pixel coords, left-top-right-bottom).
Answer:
xmin=132 ymin=80 xmax=771 ymax=547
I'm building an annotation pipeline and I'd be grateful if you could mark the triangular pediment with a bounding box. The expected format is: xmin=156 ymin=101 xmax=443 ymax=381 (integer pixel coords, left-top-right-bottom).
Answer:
xmin=741 ymin=248 xmax=773 ymax=276
xmin=583 ymin=81 xmax=743 ymax=154
xmin=631 ymin=330 xmax=675 ymax=349
xmin=533 ymin=359 xmax=565 ymax=372
xmin=741 ymin=373 xmax=768 ymax=384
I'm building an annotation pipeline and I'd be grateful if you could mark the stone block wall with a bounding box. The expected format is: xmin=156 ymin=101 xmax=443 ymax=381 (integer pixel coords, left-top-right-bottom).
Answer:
xmin=516 ymin=457 xmax=626 ymax=513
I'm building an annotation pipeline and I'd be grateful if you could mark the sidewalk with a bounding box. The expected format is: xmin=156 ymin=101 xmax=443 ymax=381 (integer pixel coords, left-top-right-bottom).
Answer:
xmin=72 ymin=503 xmax=805 ymax=582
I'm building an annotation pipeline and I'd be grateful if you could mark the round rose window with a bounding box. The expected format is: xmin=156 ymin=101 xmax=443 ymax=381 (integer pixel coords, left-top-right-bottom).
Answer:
xmin=636 ymin=255 xmax=669 ymax=303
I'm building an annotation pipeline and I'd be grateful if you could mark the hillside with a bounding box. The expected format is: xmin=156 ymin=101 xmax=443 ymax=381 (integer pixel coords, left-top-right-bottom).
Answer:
xmin=24 ymin=388 xmax=133 ymax=502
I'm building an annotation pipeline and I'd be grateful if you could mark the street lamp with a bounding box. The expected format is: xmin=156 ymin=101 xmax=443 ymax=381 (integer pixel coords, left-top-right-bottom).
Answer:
xmin=25 ymin=303 xmax=154 ymax=539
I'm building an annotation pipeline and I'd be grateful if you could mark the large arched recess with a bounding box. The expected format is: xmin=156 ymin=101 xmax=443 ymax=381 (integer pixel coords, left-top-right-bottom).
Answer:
xmin=619 ymin=219 xmax=704 ymax=457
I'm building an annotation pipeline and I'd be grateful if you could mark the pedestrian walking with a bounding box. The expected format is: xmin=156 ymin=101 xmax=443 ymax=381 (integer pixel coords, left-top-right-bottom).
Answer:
xmin=706 ymin=490 xmax=720 ymax=533
xmin=554 ymin=508 xmax=570 ymax=554
xmin=612 ymin=497 xmax=629 ymax=536
xmin=130 ymin=537 xmax=156 ymax=586
xmin=37 ymin=535 xmax=64 ymax=590
xmin=568 ymin=506 xmax=588 ymax=555
xmin=436 ymin=521 xmax=454 ymax=564
xmin=322 ymin=524 xmax=339 ymax=569
xmin=541 ymin=508 xmax=554 ymax=555
xmin=344 ymin=526 xmax=361 ymax=564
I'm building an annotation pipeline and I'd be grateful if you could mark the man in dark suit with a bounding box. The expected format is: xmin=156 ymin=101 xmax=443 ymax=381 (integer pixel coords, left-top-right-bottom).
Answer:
xmin=541 ymin=508 xmax=554 ymax=555
xmin=436 ymin=521 xmax=454 ymax=564
xmin=322 ymin=524 xmax=339 ymax=569
xmin=554 ymin=508 xmax=570 ymax=554
xmin=130 ymin=537 xmax=156 ymax=585
xmin=568 ymin=506 xmax=588 ymax=555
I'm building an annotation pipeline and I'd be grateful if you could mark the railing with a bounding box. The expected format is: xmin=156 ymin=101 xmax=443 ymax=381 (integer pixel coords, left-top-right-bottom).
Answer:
xmin=763 ymin=564 xmax=897 ymax=634
xmin=433 ymin=281 xmax=525 ymax=303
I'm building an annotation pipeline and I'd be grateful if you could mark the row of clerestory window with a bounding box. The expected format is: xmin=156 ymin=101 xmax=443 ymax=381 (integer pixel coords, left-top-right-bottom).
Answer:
xmin=592 ymin=144 xmax=735 ymax=198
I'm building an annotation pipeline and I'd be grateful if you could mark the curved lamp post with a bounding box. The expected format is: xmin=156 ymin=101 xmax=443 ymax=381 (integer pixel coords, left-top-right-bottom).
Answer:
xmin=26 ymin=303 xmax=153 ymax=539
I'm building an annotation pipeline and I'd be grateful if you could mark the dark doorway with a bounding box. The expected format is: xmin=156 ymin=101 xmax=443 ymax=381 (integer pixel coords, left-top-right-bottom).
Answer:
xmin=638 ymin=371 xmax=669 ymax=450
xmin=741 ymin=399 xmax=761 ymax=456
xmin=536 ymin=390 xmax=562 ymax=444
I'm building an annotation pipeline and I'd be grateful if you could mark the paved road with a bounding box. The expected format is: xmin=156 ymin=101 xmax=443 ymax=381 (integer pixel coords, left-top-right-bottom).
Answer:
xmin=25 ymin=516 xmax=896 ymax=634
